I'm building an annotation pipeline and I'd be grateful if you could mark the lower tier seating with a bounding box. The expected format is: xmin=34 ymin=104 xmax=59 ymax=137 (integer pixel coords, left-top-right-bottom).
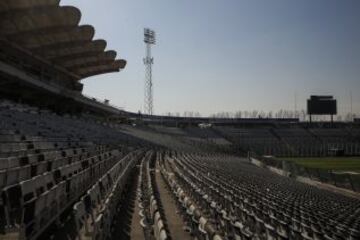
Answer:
xmin=73 ymin=150 xmax=142 ymax=240
xmin=1 ymin=148 xmax=139 ymax=240
xmin=160 ymin=152 xmax=360 ymax=240
xmin=136 ymin=151 xmax=169 ymax=240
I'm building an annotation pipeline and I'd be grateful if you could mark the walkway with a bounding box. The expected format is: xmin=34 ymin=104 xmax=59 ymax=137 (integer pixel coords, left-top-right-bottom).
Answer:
xmin=155 ymin=164 xmax=192 ymax=240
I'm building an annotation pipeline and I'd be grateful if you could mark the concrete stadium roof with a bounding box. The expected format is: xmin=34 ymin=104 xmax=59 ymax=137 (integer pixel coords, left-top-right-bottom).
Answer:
xmin=20 ymin=25 xmax=96 ymax=50
xmin=0 ymin=0 xmax=126 ymax=80
xmin=0 ymin=0 xmax=60 ymax=12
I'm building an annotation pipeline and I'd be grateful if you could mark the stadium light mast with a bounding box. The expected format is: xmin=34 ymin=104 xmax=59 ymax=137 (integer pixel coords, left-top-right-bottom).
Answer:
xmin=143 ymin=28 xmax=156 ymax=115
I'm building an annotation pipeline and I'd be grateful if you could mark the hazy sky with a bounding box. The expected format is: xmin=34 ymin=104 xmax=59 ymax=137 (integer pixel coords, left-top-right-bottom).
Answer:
xmin=61 ymin=0 xmax=360 ymax=116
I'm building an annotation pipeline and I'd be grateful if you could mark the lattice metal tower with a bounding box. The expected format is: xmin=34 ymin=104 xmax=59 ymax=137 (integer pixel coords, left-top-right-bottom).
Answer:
xmin=143 ymin=28 xmax=156 ymax=115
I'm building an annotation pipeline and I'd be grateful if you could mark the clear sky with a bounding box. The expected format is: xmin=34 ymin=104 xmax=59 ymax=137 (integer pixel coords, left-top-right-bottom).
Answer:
xmin=61 ymin=0 xmax=360 ymax=117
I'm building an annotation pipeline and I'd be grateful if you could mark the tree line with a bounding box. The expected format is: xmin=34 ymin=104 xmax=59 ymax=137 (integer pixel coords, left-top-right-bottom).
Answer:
xmin=161 ymin=110 xmax=357 ymax=122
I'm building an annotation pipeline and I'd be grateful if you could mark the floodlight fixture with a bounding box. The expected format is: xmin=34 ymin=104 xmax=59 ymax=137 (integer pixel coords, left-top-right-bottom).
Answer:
xmin=144 ymin=28 xmax=156 ymax=45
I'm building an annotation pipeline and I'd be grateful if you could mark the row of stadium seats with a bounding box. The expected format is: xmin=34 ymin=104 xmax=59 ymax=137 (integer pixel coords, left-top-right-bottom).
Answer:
xmin=0 ymin=99 xmax=144 ymax=147
xmin=1 ymin=148 xmax=124 ymax=239
xmin=159 ymin=153 xmax=223 ymax=240
xmin=73 ymin=150 xmax=140 ymax=240
xmin=137 ymin=151 xmax=169 ymax=240
xmin=0 ymin=146 xmax=109 ymax=189
xmin=182 ymin=127 xmax=221 ymax=139
xmin=164 ymin=152 xmax=360 ymax=240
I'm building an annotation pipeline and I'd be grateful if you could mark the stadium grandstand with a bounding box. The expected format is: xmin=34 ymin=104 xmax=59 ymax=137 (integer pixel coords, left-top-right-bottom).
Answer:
xmin=0 ymin=1 xmax=360 ymax=240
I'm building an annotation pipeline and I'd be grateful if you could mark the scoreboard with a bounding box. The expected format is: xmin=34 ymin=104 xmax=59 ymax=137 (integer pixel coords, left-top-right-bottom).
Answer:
xmin=307 ymin=96 xmax=337 ymax=115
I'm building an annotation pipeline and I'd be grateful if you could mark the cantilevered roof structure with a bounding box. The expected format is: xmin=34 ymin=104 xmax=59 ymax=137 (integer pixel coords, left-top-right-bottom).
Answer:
xmin=0 ymin=0 xmax=126 ymax=80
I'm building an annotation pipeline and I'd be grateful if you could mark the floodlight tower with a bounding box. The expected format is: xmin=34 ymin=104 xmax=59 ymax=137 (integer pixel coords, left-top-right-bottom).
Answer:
xmin=143 ymin=28 xmax=156 ymax=115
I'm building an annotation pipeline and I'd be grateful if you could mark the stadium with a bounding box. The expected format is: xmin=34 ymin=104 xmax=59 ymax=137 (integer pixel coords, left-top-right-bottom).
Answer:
xmin=0 ymin=1 xmax=360 ymax=240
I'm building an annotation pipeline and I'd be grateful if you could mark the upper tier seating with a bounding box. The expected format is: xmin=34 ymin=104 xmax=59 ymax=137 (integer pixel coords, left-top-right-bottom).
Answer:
xmin=216 ymin=125 xmax=360 ymax=157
